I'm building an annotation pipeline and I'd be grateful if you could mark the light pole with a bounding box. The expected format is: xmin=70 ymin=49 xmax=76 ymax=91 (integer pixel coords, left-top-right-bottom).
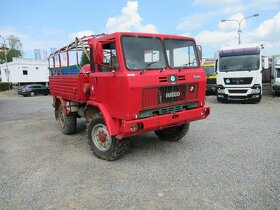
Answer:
xmin=0 ymin=35 xmax=9 ymax=85
xmin=221 ymin=13 xmax=259 ymax=45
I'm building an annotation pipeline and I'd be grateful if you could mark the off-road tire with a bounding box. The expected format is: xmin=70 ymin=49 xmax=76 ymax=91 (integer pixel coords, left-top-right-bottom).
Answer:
xmin=88 ymin=113 xmax=129 ymax=161
xmin=58 ymin=104 xmax=76 ymax=135
xmin=154 ymin=123 xmax=190 ymax=141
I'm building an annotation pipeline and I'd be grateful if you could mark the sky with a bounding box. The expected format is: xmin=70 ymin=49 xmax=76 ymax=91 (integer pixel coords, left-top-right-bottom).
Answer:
xmin=1 ymin=0 xmax=280 ymax=59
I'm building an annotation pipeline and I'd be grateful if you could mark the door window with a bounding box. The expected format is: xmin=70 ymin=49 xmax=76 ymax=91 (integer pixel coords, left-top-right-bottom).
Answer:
xmin=98 ymin=42 xmax=119 ymax=72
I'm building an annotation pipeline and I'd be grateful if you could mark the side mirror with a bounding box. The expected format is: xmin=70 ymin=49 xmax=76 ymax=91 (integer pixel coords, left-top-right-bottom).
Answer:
xmin=215 ymin=59 xmax=218 ymax=74
xmin=262 ymin=57 xmax=269 ymax=69
xmin=196 ymin=45 xmax=202 ymax=63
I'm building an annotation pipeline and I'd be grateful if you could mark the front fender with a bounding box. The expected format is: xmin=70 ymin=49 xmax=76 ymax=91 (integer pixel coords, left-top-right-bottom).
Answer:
xmin=87 ymin=101 xmax=119 ymax=136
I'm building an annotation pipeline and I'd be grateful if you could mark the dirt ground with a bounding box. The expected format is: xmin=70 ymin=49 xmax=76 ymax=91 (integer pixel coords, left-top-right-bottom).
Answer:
xmin=0 ymin=89 xmax=279 ymax=209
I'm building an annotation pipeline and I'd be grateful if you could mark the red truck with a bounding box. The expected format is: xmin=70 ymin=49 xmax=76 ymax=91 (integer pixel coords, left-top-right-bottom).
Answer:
xmin=48 ymin=32 xmax=210 ymax=160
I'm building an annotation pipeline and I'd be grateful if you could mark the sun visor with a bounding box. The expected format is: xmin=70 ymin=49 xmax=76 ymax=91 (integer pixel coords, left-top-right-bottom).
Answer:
xmin=219 ymin=47 xmax=260 ymax=57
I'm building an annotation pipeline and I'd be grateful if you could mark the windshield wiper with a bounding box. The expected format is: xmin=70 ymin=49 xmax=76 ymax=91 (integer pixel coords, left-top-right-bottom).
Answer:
xmin=145 ymin=60 xmax=159 ymax=69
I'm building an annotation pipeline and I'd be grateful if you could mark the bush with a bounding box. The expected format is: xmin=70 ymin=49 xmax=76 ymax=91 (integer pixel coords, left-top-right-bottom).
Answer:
xmin=0 ymin=82 xmax=11 ymax=91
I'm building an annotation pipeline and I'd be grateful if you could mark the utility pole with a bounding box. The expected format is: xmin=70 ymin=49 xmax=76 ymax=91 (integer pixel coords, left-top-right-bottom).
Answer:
xmin=221 ymin=13 xmax=259 ymax=45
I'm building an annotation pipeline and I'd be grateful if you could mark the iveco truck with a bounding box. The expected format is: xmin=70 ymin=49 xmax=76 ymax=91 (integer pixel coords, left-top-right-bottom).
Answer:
xmin=48 ymin=32 xmax=210 ymax=160
xmin=216 ymin=44 xmax=268 ymax=103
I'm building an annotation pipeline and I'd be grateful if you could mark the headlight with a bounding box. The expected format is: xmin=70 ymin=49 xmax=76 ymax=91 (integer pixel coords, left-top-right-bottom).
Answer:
xmin=251 ymin=88 xmax=260 ymax=94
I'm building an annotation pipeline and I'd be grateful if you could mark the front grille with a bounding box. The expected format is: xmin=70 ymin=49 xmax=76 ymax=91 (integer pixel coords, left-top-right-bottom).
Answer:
xmin=229 ymin=96 xmax=247 ymax=100
xmin=159 ymin=85 xmax=186 ymax=104
xmin=228 ymin=89 xmax=248 ymax=94
xmin=207 ymin=78 xmax=216 ymax=85
xmin=224 ymin=77 xmax=253 ymax=85
xmin=143 ymin=84 xmax=187 ymax=109
xmin=161 ymin=106 xmax=183 ymax=114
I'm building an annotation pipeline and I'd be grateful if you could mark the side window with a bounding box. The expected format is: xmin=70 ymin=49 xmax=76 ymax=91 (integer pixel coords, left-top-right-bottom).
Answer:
xmin=98 ymin=42 xmax=119 ymax=72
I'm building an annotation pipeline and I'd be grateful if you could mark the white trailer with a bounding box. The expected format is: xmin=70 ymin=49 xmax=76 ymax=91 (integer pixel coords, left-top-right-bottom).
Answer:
xmin=215 ymin=44 xmax=268 ymax=103
xmin=271 ymin=55 xmax=280 ymax=96
xmin=0 ymin=58 xmax=49 ymax=85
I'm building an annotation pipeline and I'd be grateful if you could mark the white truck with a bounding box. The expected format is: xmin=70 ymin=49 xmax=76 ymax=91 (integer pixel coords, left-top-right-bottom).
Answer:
xmin=271 ymin=55 xmax=280 ymax=96
xmin=215 ymin=44 xmax=268 ymax=103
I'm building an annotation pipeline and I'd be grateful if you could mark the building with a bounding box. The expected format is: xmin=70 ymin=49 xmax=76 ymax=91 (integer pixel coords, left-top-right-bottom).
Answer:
xmin=0 ymin=58 xmax=49 ymax=86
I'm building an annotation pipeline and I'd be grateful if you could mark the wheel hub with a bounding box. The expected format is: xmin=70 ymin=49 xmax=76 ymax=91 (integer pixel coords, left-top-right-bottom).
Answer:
xmin=92 ymin=124 xmax=112 ymax=152
xmin=98 ymin=131 xmax=107 ymax=143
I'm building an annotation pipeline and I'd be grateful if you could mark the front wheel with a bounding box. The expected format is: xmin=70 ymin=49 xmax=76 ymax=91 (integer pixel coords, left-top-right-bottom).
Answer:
xmin=30 ymin=91 xmax=35 ymax=97
xmin=154 ymin=123 xmax=190 ymax=141
xmin=88 ymin=113 xmax=129 ymax=161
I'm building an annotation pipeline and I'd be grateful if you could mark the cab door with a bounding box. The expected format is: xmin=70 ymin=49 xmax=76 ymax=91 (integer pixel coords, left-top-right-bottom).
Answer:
xmin=89 ymin=40 xmax=123 ymax=119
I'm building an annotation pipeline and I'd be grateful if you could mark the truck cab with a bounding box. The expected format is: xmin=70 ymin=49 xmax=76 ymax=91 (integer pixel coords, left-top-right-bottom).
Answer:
xmin=202 ymin=60 xmax=217 ymax=93
xmin=216 ymin=44 xmax=267 ymax=103
xmin=271 ymin=55 xmax=280 ymax=96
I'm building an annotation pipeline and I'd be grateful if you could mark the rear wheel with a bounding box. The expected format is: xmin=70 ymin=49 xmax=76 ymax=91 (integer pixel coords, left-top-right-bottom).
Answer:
xmin=58 ymin=104 xmax=76 ymax=134
xmin=88 ymin=113 xmax=129 ymax=161
xmin=154 ymin=123 xmax=190 ymax=141
xmin=30 ymin=91 xmax=35 ymax=97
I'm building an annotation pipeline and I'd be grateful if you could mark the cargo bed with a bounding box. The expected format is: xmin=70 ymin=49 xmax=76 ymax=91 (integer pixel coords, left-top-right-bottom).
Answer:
xmin=49 ymin=73 xmax=90 ymax=103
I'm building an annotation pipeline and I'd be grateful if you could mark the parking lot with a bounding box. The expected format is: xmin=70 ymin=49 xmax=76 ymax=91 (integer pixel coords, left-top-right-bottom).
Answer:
xmin=0 ymin=90 xmax=279 ymax=209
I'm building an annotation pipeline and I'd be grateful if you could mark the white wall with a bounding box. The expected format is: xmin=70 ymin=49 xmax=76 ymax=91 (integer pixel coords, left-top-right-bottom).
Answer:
xmin=0 ymin=58 xmax=49 ymax=83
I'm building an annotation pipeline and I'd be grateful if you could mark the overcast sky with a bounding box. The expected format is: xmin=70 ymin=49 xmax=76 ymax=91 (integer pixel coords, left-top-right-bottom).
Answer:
xmin=1 ymin=0 xmax=280 ymax=59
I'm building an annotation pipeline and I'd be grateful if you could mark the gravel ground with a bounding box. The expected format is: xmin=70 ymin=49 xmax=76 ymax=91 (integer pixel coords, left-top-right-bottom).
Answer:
xmin=0 ymin=90 xmax=279 ymax=209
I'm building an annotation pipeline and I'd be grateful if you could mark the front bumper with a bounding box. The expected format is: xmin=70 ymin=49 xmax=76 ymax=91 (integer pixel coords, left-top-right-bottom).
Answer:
xmin=216 ymin=84 xmax=261 ymax=101
xmin=217 ymin=93 xmax=261 ymax=101
xmin=117 ymin=106 xmax=210 ymax=139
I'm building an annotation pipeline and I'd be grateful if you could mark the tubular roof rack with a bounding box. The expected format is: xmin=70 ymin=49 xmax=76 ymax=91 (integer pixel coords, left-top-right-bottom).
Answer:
xmin=48 ymin=33 xmax=107 ymax=60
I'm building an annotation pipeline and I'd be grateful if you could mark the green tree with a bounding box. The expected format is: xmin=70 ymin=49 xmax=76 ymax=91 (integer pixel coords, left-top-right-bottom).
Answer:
xmin=0 ymin=35 xmax=23 ymax=63
xmin=80 ymin=51 xmax=90 ymax=66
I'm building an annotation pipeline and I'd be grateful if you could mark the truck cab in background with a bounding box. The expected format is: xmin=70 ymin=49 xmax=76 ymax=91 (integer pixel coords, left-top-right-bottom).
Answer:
xmin=271 ymin=55 xmax=280 ymax=96
xmin=216 ymin=44 xmax=268 ymax=103
xmin=202 ymin=59 xmax=217 ymax=94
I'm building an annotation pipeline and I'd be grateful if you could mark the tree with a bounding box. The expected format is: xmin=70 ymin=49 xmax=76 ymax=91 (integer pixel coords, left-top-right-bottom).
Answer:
xmin=0 ymin=35 xmax=23 ymax=63
xmin=80 ymin=51 xmax=90 ymax=66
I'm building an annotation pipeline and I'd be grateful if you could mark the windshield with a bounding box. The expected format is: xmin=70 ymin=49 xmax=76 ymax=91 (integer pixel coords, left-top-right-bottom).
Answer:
xmin=122 ymin=36 xmax=166 ymax=70
xmin=164 ymin=39 xmax=199 ymax=68
xmin=219 ymin=54 xmax=260 ymax=72
xmin=202 ymin=65 xmax=215 ymax=76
